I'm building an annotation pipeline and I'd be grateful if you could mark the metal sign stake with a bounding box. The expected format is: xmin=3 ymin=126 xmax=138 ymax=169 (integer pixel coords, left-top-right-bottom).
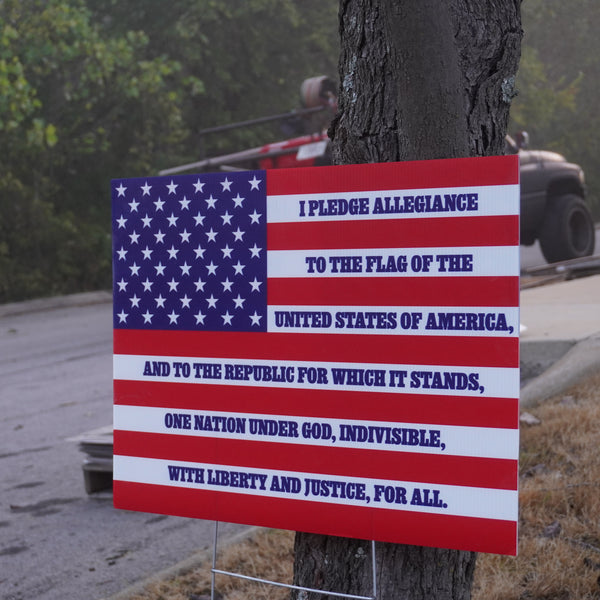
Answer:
xmin=211 ymin=522 xmax=377 ymax=600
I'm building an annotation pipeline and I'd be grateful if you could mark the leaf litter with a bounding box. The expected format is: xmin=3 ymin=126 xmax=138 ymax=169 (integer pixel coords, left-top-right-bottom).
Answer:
xmin=127 ymin=373 xmax=600 ymax=600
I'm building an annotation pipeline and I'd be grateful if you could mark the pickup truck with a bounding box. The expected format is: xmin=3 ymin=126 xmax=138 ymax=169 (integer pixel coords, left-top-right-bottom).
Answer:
xmin=163 ymin=131 xmax=596 ymax=265
xmin=506 ymin=134 xmax=595 ymax=263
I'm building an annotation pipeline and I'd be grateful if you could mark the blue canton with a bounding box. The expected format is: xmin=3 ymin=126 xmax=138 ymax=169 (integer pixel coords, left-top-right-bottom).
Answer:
xmin=112 ymin=171 xmax=267 ymax=332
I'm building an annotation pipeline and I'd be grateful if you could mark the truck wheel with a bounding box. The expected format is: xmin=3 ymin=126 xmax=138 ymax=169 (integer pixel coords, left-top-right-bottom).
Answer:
xmin=538 ymin=194 xmax=596 ymax=263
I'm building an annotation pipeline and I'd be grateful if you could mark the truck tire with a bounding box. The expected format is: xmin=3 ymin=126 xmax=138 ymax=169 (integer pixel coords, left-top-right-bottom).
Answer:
xmin=538 ymin=194 xmax=596 ymax=263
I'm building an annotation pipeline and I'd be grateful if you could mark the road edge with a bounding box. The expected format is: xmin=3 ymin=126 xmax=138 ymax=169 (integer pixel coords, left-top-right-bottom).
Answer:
xmin=520 ymin=334 xmax=600 ymax=407
xmin=0 ymin=291 xmax=112 ymax=318
xmin=100 ymin=525 xmax=261 ymax=600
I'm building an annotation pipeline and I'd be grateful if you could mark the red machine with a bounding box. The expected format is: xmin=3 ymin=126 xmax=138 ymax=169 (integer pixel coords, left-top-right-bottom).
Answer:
xmin=159 ymin=76 xmax=337 ymax=176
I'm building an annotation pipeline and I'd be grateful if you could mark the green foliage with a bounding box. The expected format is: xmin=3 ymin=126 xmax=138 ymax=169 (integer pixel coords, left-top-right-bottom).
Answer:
xmin=88 ymin=0 xmax=339 ymax=159
xmin=0 ymin=0 xmax=338 ymax=302
xmin=510 ymin=47 xmax=581 ymax=134
xmin=0 ymin=0 xmax=196 ymax=301
xmin=512 ymin=0 xmax=600 ymax=216
xmin=0 ymin=173 xmax=111 ymax=300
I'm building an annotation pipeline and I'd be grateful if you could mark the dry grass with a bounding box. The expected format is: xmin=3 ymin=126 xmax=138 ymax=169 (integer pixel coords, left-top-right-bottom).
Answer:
xmin=129 ymin=374 xmax=600 ymax=600
xmin=128 ymin=529 xmax=293 ymax=600
xmin=473 ymin=373 xmax=600 ymax=600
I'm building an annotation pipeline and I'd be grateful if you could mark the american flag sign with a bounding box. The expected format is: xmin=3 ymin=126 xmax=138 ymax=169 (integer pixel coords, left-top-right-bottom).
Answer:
xmin=112 ymin=155 xmax=520 ymax=555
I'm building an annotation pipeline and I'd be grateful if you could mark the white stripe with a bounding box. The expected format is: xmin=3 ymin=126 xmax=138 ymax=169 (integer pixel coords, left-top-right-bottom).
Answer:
xmin=113 ymin=405 xmax=519 ymax=459
xmin=267 ymin=246 xmax=519 ymax=278
xmin=113 ymin=354 xmax=520 ymax=399
xmin=267 ymin=184 xmax=520 ymax=223
xmin=267 ymin=305 xmax=520 ymax=337
xmin=113 ymin=454 xmax=518 ymax=521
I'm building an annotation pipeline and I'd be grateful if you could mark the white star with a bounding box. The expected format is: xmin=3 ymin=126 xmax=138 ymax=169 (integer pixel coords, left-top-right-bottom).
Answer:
xmin=116 ymin=215 xmax=127 ymax=228
xmin=220 ymin=211 xmax=233 ymax=226
xmin=180 ymin=262 xmax=192 ymax=276
xmin=250 ymin=311 xmax=262 ymax=326
xmin=167 ymin=213 xmax=179 ymax=227
xmin=142 ymin=310 xmax=153 ymax=323
xmin=154 ymin=262 xmax=166 ymax=276
xmin=205 ymin=194 xmax=218 ymax=209
xmin=180 ymin=294 xmax=191 ymax=309
xmin=232 ymin=294 xmax=245 ymax=309
xmin=154 ymin=230 xmax=166 ymax=243
xmin=232 ymin=227 xmax=245 ymax=242
xmin=206 ymin=261 xmax=218 ymax=276
xmin=194 ymin=245 xmax=206 ymax=259
xmin=206 ymin=294 xmax=218 ymax=308
xmin=179 ymin=229 xmax=191 ymax=243
xmin=129 ymin=262 xmax=141 ymax=276
xmin=232 ymin=261 xmax=245 ymax=275
xmin=167 ymin=180 xmax=178 ymax=194
xmin=117 ymin=278 xmax=127 ymax=291
xmin=168 ymin=310 xmax=179 ymax=324
xmin=179 ymin=196 xmax=191 ymax=210
xmin=193 ymin=178 xmax=205 ymax=193
xmin=155 ymin=294 xmax=166 ymax=308
xmin=249 ymin=175 xmax=261 ymax=190
xmin=117 ymin=310 xmax=128 ymax=322
xmin=129 ymin=294 xmax=141 ymax=308
xmin=221 ymin=311 xmax=233 ymax=326
xmin=221 ymin=244 xmax=233 ymax=259
xmin=141 ymin=214 xmax=152 ymax=228
xmin=154 ymin=197 xmax=165 ymax=211
xmin=195 ymin=310 xmax=206 ymax=325
xmin=167 ymin=278 xmax=179 ymax=292
xmin=249 ymin=244 xmax=261 ymax=258
xmin=221 ymin=278 xmax=233 ymax=292
xmin=232 ymin=193 xmax=244 ymax=208
xmin=141 ymin=246 xmax=153 ymax=260
xmin=249 ymin=210 xmax=262 ymax=224
xmin=167 ymin=246 xmax=179 ymax=259
xmin=141 ymin=181 xmax=152 ymax=196
xmin=128 ymin=199 xmax=140 ymax=212
xmin=249 ymin=277 xmax=262 ymax=292
xmin=206 ymin=228 xmax=218 ymax=243
xmin=115 ymin=183 xmax=127 ymax=197
xmin=194 ymin=278 xmax=206 ymax=292
xmin=221 ymin=177 xmax=232 ymax=192
xmin=129 ymin=231 xmax=140 ymax=244
xmin=141 ymin=278 xmax=153 ymax=291
xmin=193 ymin=212 xmax=205 ymax=226
xmin=117 ymin=247 xmax=128 ymax=261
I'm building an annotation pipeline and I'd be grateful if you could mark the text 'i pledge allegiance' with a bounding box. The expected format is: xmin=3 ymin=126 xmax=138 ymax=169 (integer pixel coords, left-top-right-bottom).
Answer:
xmin=297 ymin=192 xmax=479 ymax=217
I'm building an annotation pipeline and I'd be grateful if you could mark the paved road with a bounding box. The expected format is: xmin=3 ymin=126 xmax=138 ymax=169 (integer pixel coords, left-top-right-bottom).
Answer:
xmin=0 ymin=296 xmax=244 ymax=600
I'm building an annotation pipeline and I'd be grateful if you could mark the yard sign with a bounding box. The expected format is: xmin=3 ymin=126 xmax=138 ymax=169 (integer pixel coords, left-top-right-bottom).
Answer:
xmin=112 ymin=155 xmax=520 ymax=555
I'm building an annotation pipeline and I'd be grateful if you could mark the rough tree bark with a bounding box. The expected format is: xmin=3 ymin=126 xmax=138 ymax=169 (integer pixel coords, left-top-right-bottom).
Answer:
xmin=292 ymin=1 xmax=521 ymax=599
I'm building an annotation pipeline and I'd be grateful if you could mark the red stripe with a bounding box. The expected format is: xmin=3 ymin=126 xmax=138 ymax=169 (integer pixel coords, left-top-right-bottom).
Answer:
xmin=113 ymin=481 xmax=517 ymax=555
xmin=114 ymin=330 xmax=518 ymax=368
xmin=266 ymin=155 xmax=519 ymax=195
xmin=268 ymin=276 xmax=519 ymax=306
xmin=113 ymin=431 xmax=517 ymax=490
xmin=268 ymin=215 xmax=518 ymax=250
xmin=113 ymin=381 xmax=519 ymax=428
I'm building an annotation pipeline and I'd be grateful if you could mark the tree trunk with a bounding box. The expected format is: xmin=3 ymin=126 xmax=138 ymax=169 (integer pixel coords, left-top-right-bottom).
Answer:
xmin=330 ymin=0 xmax=522 ymax=163
xmin=292 ymin=1 xmax=521 ymax=599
